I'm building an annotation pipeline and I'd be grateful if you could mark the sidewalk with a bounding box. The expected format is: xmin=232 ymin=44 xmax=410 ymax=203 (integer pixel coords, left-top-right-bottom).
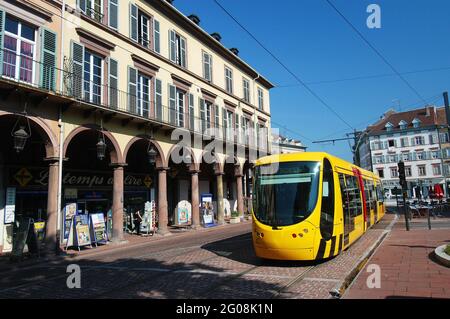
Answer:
xmin=0 ymin=220 xmax=251 ymax=272
xmin=344 ymin=220 xmax=450 ymax=299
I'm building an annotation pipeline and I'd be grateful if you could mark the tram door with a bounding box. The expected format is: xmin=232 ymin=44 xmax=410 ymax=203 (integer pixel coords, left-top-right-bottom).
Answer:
xmin=339 ymin=174 xmax=351 ymax=247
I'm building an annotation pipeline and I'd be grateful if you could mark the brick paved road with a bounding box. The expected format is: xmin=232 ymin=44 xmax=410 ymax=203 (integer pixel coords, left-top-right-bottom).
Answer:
xmin=0 ymin=216 xmax=396 ymax=299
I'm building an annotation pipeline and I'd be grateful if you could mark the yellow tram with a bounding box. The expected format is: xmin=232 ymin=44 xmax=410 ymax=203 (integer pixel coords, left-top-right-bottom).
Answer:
xmin=252 ymin=152 xmax=385 ymax=261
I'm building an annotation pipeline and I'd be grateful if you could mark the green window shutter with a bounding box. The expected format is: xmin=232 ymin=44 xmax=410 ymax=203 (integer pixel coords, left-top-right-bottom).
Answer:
xmin=199 ymin=98 xmax=205 ymax=133
xmin=189 ymin=93 xmax=194 ymax=131
xmin=128 ymin=66 xmax=137 ymax=114
xmin=180 ymin=37 xmax=186 ymax=68
xmin=129 ymin=3 xmax=138 ymax=42
xmin=40 ymin=28 xmax=57 ymax=91
xmin=169 ymin=84 xmax=176 ymax=125
xmin=214 ymin=104 xmax=219 ymax=129
xmin=169 ymin=30 xmax=176 ymax=62
xmin=0 ymin=10 xmax=6 ymax=76
xmin=71 ymin=41 xmax=85 ymax=99
xmin=109 ymin=0 xmax=118 ymax=30
xmin=153 ymin=19 xmax=160 ymax=53
xmin=155 ymin=78 xmax=162 ymax=121
xmin=108 ymin=58 xmax=118 ymax=109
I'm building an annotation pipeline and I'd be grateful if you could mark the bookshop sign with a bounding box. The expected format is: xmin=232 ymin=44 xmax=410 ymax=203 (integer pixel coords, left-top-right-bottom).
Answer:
xmin=8 ymin=167 xmax=152 ymax=188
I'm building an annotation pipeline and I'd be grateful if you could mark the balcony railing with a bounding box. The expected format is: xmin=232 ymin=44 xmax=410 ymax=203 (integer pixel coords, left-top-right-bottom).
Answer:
xmin=85 ymin=7 xmax=105 ymax=25
xmin=0 ymin=50 xmax=270 ymax=151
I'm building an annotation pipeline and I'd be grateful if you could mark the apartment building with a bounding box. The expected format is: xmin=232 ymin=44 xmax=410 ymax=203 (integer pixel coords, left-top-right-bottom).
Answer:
xmin=0 ymin=0 xmax=273 ymax=254
xmin=358 ymin=106 xmax=447 ymax=199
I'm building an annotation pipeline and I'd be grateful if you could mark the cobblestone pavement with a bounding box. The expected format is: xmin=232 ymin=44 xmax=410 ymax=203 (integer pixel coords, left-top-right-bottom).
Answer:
xmin=344 ymin=218 xmax=450 ymax=299
xmin=0 ymin=216 xmax=396 ymax=299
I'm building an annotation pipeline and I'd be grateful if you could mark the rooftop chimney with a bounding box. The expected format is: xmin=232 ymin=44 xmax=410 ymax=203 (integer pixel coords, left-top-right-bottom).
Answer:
xmin=229 ymin=48 xmax=239 ymax=56
xmin=210 ymin=32 xmax=222 ymax=42
xmin=188 ymin=14 xmax=200 ymax=25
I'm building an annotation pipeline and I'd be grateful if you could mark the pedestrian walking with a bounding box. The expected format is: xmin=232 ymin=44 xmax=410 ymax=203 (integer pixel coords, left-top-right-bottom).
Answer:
xmin=134 ymin=210 xmax=143 ymax=235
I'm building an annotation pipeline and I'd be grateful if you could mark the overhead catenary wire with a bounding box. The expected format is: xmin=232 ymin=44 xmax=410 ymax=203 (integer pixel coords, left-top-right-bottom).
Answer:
xmin=213 ymin=0 xmax=355 ymax=131
xmin=325 ymin=0 xmax=428 ymax=105
xmin=275 ymin=66 xmax=450 ymax=88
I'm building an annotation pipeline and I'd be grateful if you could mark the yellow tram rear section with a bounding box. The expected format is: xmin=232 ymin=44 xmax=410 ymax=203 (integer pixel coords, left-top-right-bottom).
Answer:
xmin=252 ymin=152 xmax=385 ymax=261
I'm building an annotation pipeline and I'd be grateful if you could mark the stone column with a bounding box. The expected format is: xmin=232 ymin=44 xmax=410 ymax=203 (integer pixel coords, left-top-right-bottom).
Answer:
xmin=111 ymin=164 xmax=125 ymax=243
xmin=45 ymin=159 xmax=59 ymax=254
xmin=157 ymin=167 xmax=170 ymax=235
xmin=216 ymin=172 xmax=224 ymax=225
xmin=190 ymin=169 xmax=200 ymax=228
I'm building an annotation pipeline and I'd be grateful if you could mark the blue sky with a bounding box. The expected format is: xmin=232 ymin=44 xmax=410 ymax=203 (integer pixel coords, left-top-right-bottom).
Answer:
xmin=175 ymin=0 xmax=450 ymax=161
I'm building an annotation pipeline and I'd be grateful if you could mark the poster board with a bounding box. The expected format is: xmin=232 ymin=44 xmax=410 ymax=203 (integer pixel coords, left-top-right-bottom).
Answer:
xmin=90 ymin=213 xmax=107 ymax=244
xmin=141 ymin=201 xmax=156 ymax=234
xmin=34 ymin=221 xmax=46 ymax=243
xmin=176 ymin=200 xmax=192 ymax=226
xmin=63 ymin=203 xmax=77 ymax=240
xmin=65 ymin=214 xmax=92 ymax=250
xmin=201 ymin=194 xmax=216 ymax=227
xmin=4 ymin=187 xmax=16 ymax=224
xmin=11 ymin=217 xmax=39 ymax=259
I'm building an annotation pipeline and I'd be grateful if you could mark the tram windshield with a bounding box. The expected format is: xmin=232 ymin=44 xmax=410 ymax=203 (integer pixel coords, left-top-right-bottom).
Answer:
xmin=253 ymin=161 xmax=321 ymax=227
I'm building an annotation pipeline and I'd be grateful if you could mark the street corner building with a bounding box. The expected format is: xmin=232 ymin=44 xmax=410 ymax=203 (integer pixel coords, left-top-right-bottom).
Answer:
xmin=356 ymin=105 xmax=450 ymax=200
xmin=0 ymin=0 xmax=274 ymax=254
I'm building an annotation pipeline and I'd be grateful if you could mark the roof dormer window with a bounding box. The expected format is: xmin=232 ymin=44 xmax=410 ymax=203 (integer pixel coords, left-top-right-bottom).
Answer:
xmin=399 ymin=120 xmax=408 ymax=130
xmin=385 ymin=122 xmax=394 ymax=132
xmin=412 ymin=118 xmax=421 ymax=128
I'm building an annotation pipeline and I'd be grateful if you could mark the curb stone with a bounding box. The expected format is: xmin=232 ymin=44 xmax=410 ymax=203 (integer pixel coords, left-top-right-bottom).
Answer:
xmin=331 ymin=214 xmax=398 ymax=298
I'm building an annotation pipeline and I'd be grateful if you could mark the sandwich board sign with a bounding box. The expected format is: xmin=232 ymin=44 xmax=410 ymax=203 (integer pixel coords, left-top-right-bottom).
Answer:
xmin=90 ymin=213 xmax=107 ymax=245
xmin=201 ymin=193 xmax=216 ymax=227
xmin=65 ymin=214 xmax=92 ymax=251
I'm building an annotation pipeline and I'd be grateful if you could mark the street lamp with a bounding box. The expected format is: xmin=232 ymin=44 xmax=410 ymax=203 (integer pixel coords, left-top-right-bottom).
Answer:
xmin=11 ymin=110 xmax=32 ymax=153
xmin=147 ymin=143 xmax=157 ymax=165
xmin=12 ymin=126 xmax=30 ymax=153
xmin=96 ymin=134 xmax=106 ymax=161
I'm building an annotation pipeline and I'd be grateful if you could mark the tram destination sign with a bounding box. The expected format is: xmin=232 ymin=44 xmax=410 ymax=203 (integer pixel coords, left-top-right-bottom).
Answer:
xmin=8 ymin=167 xmax=153 ymax=188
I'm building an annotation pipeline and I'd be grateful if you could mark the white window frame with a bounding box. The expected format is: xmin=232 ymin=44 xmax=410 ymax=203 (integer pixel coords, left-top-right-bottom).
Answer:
xmin=3 ymin=16 xmax=36 ymax=84
xmin=176 ymin=90 xmax=185 ymax=127
xmin=225 ymin=66 xmax=233 ymax=94
xmin=137 ymin=73 xmax=151 ymax=117
xmin=84 ymin=51 xmax=103 ymax=104
xmin=243 ymin=78 xmax=250 ymax=103
xmin=203 ymin=51 xmax=212 ymax=83
xmin=139 ymin=11 xmax=151 ymax=48
xmin=258 ymin=87 xmax=264 ymax=110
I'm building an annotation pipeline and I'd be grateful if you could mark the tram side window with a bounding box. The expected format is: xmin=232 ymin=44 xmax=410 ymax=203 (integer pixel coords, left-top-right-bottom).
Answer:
xmin=345 ymin=175 xmax=363 ymax=218
xmin=376 ymin=184 xmax=384 ymax=202
xmin=320 ymin=158 xmax=335 ymax=240
xmin=363 ymin=179 xmax=372 ymax=213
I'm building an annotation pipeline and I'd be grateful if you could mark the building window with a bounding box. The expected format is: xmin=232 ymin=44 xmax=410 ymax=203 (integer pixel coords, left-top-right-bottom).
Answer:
xmin=400 ymin=137 xmax=409 ymax=147
xmin=176 ymin=90 xmax=185 ymax=127
xmin=202 ymin=51 xmax=212 ymax=83
xmin=83 ymin=50 xmax=103 ymax=105
xmin=3 ymin=15 xmax=36 ymax=84
xmin=432 ymin=164 xmax=441 ymax=176
xmin=374 ymin=155 xmax=383 ymax=164
xmin=138 ymin=10 xmax=152 ymax=49
xmin=388 ymin=139 xmax=395 ymax=147
xmin=223 ymin=109 xmax=233 ymax=141
xmin=416 ymin=151 xmax=424 ymax=160
xmin=402 ymin=152 xmax=410 ymax=161
xmin=169 ymin=30 xmax=186 ymax=68
xmin=258 ymin=88 xmax=264 ymax=110
xmin=405 ymin=166 xmax=412 ymax=177
xmin=414 ymin=136 xmax=425 ymax=145
xmin=431 ymin=150 xmax=440 ymax=159
xmin=243 ymin=78 xmax=250 ymax=103
xmin=399 ymin=120 xmax=407 ymax=130
xmin=412 ymin=118 xmax=421 ymax=128
xmin=137 ymin=73 xmax=151 ymax=118
xmin=418 ymin=165 xmax=426 ymax=176
xmin=385 ymin=122 xmax=394 ymax=132
xmin=388 ymin=154 xmax=396 ymax=163
xmin=377 ymin=169 xmax=384 ymax=178
xmin=225 ymin=66 xmax=233 ymax=94
xmin=390 ymin=168 xmax=398 ymax=178
xmin=242 ymin=116 xmax=250 ymax=145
